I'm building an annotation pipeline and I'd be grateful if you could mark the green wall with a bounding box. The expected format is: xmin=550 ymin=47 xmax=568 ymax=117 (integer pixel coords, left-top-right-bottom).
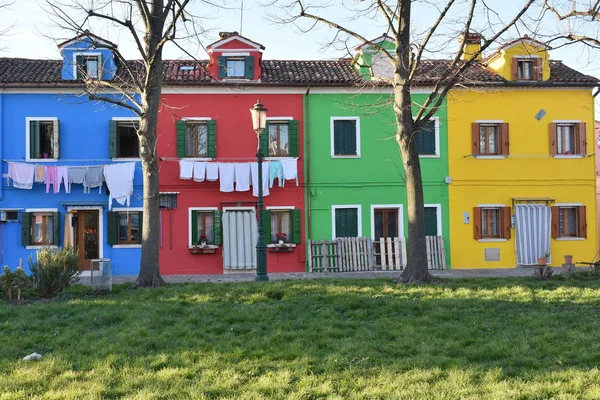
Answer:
xmin=306 ymin=92 xmax=450 ymax=266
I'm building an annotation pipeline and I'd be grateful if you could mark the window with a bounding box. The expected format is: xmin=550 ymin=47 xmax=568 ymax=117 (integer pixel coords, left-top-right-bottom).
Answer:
xmin=218 ymin=56 xmax=254 ymax=79
xmin=159 ymin=193 xmax=178 ymax=210
xmin=176 ymin=120 xmax=216 ymax=158
xmin=108 ymin=211 xmax=142 ymax=245
xmin=332 ymin=118 xmax=360 ymax=157
xmin=190 ymin=209 xmax=222 ymax=246
xmin=512 ymin=58 xmax=541 ymax=81
xmin=263 ymin=209 xmax=301 ymax=244
xmin=334 ymin=206 xmax=360 ymax=238
xmin=76 ymin=54 xmax=101 ymax=79
xmin=552 ymin=205 xmax=586 ymax=238
xmin=118 ymin=212 xmax=140 ymax=244
xmin=424 ymin=206 xmax=439 ymax=236
xmin=270 ymin=210 xmax=290 ymax=242
xmin=517 ymin=60 xmax=533 ymax=80
xmin=471 ymin=122 xmax=509 ymax=156
xmin=21 ymin=211 xmax=59 ymax=246
xmin=373 ymin=208 xmax=398 ymax=240
xmin=550 ymin=122 xmax=586 ymax=156
xmin=262 ymin=120 xmax=299 ymax=157
xmin=473 ymin=206 xmax=511 ymax=240
xmin=28 ymin=119 xmax=59 ymax=160
xmin=417 ymin=120 xmax=437 ymax=156
xmin=109 ymin=120 xmax=139 ymax=158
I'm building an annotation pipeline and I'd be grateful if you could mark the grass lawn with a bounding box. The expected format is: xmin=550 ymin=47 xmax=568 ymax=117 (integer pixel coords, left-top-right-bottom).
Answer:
xmin=2 ymin=277 xmax=600 ymax=399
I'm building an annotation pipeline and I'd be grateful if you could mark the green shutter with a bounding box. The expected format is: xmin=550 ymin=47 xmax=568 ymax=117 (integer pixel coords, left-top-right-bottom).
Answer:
xmin=244 ymin=56 xmax=255 ymax=79
xmin=218 ymin=56 xmax=227 ymax=78
xmin=191 ymin=211 xmax=198 ymax=245
xmin=21 ymin=212 xmax=31 ymax=246
xmin=109 ymin=120 xmax=118 ymax=158
xmin=289 ymin=120 xmax=299 ymax=157
xmin=335 ymin=209 xmax=346 ymax=238
xmin=52 ymin=212 xmax=60 ymax=246
xmin=53 ymin=120 xmax=60 ymax=159
xmin=176 ymin=120 xmax=186 ymax=158
xmin=333 ymin=120 xmax=345 ymax=155
xmin=424 ymin=207 xmax=438 ymax=236
xmin=207 ymin=120 xmax=217 ymax=158
xmin=29 ymin=120 xmax=40 ymax=159
xmin=262 ymin=210 xmax=271 ymax=243
xmin=107 ymin=212 xmax=119 ymax=245
xmin=75 ymin=55 xmax=84 ymax=79
xmin=345 ymin=120 xmax=357 ymax=155
xmin=260 ymin=122 xmax=269 ymax=157
xmin=138 ymin=211 xmax=143 ymax=244
xmin=346 ymin=209 xmax=358 ymax=237
xmin=291 ymin=209 xmax=301 ymax=244
xmin=213 ymin=210 xmax=222 ymax=245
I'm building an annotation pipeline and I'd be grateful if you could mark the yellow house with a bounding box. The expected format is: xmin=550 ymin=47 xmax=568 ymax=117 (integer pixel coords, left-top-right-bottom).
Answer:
xmin=448 ymin=35 xmax=599 ymax=268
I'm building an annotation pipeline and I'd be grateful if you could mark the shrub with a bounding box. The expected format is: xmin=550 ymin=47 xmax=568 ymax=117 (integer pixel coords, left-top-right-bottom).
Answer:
xmin=1 ymin=265 xmax=13 ymax=300
xmin=12 ymin=265 xmax=31 ymax=300
xmin=29 ymin=247 xmax=81 ymax=298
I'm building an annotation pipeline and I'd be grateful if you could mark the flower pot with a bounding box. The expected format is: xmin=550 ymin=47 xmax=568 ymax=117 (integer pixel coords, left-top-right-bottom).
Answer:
xmin=200 ymin=241 xmax=207 ymax=246
xmin=538 ymin=257 xmax=547 ymax=266
xmin=278 ymin=240 xmax=284 ymax=245
xmin=564 ymin=255 xmax=573 ymax=264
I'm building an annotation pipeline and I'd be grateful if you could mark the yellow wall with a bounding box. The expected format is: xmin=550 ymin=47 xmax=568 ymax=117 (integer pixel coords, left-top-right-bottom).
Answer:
xmin=448 ymin=88 xmax=597 ymax=268
xmin=487 ymin=40 xmax=551 ymax=81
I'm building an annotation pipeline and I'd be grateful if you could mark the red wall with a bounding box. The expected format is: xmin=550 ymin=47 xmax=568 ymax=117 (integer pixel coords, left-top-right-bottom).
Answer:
xmin=157 ymin=93 xmax=306 ymax=275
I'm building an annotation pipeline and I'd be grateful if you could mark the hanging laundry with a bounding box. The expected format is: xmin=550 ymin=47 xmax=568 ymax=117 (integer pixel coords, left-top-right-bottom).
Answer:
xmin=218 ymin=163 xmax=235 ymax=192
xmin=7 ymin=162 xmax=34 ymax=190
xmin=34 ymin=165 xmax=46 ymax=183
xmin=55 ymin=166 xmax=68 ymax=194
xmin=251 ymin=161 xmax=270 ymax=197
xmin=179 ymin=160 xmax=193 ymax=180
xmin=206 ymin=162 xmax=219 ymax=181
xmin=280 ymin=159 xmax=298 ymax=187
xmin=234 ymin=163 xmax=251 ymax=192
xmin=45 ymin=166 xmax=58 ymax=193
xmin=86 ymin=166 xmax=104 ymax=194
xmin=104 ymin=162 xmax=136 ymax=210
xmin=67 ymin=166 xmax=87 ymax=194
xmin=193 ymin=162 xmax=206 ymax=182
xmin=269 ymin=160 xmax=283 ymax=188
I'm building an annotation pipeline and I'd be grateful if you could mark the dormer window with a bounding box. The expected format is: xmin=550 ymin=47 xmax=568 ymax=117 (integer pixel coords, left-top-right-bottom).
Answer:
xmin=226 ymin=58 xmax=245 ymax=77
xmin=512 ymin=57 xmax=542 ymax=81
xmin=517 ymin=59 xmax=533 ymax=80
xmin=76 ymin=54 xmax=101 ymax=79
xmin=218 ymin=56 xmax=254 ymax=79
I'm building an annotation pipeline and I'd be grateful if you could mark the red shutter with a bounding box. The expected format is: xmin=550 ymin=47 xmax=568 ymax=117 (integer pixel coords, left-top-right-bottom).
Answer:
xmin=500 ymin=123 xmax=510 ymax=155
xmin=534 ymin=58 xmax=543 ymax=81
xmin=551 ymin=206 xmax=560 ymax=239
xmin=549 ymin=123 xmax=558 ymax=155
xmin=577 ymin=206 xmax=587 ymax=238
xmin=501 ymin=207 xmax=511 ymax=239
xmin=511 ymin=58 xmax=519 ymax=81
xmin=471 ymin=123 xmax=480 ymax=155
xmin=577 ymin=122 xmax=587 ymax=155
xmin=473 ymin=207 xmax=482 ymax=239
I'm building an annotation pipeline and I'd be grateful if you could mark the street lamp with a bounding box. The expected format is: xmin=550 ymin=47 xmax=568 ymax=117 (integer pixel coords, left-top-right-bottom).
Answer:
xmin=250 ymin=99 xmax=268 ymax=282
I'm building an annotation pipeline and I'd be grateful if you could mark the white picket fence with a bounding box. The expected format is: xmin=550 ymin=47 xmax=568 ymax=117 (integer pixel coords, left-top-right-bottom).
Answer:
xmin=308 ymin=236 xmax=446 ymax=272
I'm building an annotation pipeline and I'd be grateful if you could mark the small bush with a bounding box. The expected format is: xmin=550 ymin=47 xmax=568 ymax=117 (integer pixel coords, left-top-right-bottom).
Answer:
xmin=29 ymin=247 xmax=81 ymax=298
xmin=0 ymin=265 xmax=13 ymax=300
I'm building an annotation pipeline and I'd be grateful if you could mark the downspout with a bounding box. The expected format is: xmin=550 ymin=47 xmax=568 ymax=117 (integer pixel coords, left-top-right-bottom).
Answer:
xmin=304 ymin=87 xmax=312 ymax=269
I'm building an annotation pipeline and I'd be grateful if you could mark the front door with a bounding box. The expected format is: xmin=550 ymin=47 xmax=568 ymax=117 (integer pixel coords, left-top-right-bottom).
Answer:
xmin=374 ymin=208 xmax=399 ymax=266
xmin=515 ymin=205 xmax=551 ymax=265
xmin=72 ymin=210 xmax=100 ymax=270
xmin=222 ymin=210 xmax=257 ymax=270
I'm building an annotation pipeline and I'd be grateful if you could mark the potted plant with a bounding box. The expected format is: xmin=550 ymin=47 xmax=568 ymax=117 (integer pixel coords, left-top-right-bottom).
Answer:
xmin=538 ymin=251 xmax=551 ymax=266
xmin=276 ymin=232 xmax=287 ymax=245
xmin=199 ymin=234 xmax=207 ymax=246
xmin=564 ymin=254 xmax=573 ymax=264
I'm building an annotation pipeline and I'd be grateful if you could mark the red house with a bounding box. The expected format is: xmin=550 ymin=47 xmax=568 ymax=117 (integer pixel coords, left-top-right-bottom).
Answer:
xmin=157 ymin=32 xmax=307 ymax=274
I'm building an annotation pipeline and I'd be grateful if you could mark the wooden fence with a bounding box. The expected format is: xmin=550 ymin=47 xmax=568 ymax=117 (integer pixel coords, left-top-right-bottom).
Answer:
xmin=308 ymin=236 xmax=446 ymax=272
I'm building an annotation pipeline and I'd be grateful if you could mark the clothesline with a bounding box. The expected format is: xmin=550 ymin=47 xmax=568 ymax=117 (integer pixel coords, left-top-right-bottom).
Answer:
xmin=160 ymin=157 xmax=300 ymax=162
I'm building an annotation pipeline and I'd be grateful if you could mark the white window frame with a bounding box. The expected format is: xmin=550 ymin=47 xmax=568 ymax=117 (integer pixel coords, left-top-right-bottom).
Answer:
xmin=552 ymin=120 xmax=584 ymax=159
xmin=24 ymin=208 xmax=59 ymax=250
xmin=265 ymin=117 xmax=294 ymax=159
xmin=266 ymin=206 xmax=297 ymax=247
xmin=424 ymin=203 xmax=443 ymax=237
xmin=111 ymin=117 xmax=141 ymax=161
xmin=188 ymin=207 xmax=219 ymax=248
xmin=330 ymin=117 xmax=361 ymax=158
xmin=25 ymin=117 xmax=59 ymax=162
xmin=225 ymin=57 xmax=246 ymax=78
xmin=554 ymin=202 xmax=586 ymax=241
xmin=370 ymin=204 xmax=404 ymax=240
xmin=474 ymin=120 xmax=506 ymax=160
xmin=475 ymin=203 xmax=507 ymax=242
xmin=418 ymin=117 xmax=440 ymax=159
xmin=72 ymin=52 xmax=102 ymax=79
xmin=111 ymin=207 xmax=143 ymax=248
xmin=332 ymin=205 xmax=362 ymax=239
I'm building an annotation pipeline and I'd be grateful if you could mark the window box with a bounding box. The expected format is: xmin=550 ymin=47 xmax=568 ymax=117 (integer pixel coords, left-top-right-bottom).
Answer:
xmin=189 ymin=245 xmax=218 ymax=255
xmin=267 ymin=243 xmax=296 ymax=253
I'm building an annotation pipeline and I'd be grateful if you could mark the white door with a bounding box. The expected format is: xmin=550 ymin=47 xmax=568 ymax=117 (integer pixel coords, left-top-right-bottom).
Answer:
xmin=515 ymin=205 xmax=551 ymax=265
xmin=222 ymin=210 xmax=258 ymax=270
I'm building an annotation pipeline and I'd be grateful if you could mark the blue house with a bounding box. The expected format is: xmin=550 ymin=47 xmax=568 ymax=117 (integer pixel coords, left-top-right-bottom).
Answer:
xmin=0 ymin=32 xmax=143 ymax=276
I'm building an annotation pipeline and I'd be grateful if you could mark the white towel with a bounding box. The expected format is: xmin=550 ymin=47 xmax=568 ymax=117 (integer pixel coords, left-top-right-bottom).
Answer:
xmin=206 ymin=163 xmax=219 ymax=181
xmin=234 ymin=163 xmax=251 ymax=192
xmin=251 ymin=161 xmax=270 ymax=197
xmin=179 ymin=160 xmax=193 ymax=180
xmin=280 ymin=159 xmax=298 ymax=186
xmin=103 ymin=162 xmax=136 ymax=210
xmin=218 ymin=163 xmax=235 ymax=192
xmin=193 ymin=162 xmax=206 ymax=182
xmin=8 ymin=162 xmax=34 ymax=189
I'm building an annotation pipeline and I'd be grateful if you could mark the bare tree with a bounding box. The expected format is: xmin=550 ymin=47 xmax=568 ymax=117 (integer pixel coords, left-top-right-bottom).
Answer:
xmin=44 ymin=0 xmax=203 ymax=287
xmin=275 ymin=0 xmax=538 ymax=283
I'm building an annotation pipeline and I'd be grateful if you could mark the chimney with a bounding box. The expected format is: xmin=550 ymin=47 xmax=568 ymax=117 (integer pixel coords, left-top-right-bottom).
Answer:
xmin=461 ymin=32 xmax=482 ymax=61
xmin=219 ymin=31 xmax=239 ymax=40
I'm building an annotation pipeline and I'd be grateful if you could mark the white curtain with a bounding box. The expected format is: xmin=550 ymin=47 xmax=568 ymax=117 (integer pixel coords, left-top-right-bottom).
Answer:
xmin=222 ymin=210 xmax=258 ymax=270
xmin=515 ymin=205 xmax=551 ymax=265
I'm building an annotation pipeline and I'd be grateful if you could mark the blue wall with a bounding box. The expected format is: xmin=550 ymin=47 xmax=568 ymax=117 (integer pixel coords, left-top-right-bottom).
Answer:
xmin=0 ymin=93 xmax=142 ymax=275
xmin=60 ymin=37 xmax=117 ymax=81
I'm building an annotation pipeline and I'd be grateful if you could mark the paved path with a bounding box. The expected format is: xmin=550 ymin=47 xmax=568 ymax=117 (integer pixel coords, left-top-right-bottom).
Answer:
xmin=79 ymin=266 xmax=577 ymax=285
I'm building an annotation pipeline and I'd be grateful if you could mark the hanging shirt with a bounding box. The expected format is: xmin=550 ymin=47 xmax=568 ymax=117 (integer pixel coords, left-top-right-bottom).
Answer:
xmin=86 ymin=166 xmax=104 ymax=194
xmin=34 ymin=165 xmax=46 ymax=183
xmin=68 ymin=166 xmax=87 ymax=194
xmin=234 ymin=163 xmax=251 ymax=192
xmin=280 ymin=159 xmax=298 ymax=187
xmin=103 ymin=162 xmax=136 ymax=210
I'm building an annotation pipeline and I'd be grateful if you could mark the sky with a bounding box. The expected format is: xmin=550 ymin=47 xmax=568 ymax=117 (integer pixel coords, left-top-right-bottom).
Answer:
xmin=1 ymin=0 xmax=599 ymax=79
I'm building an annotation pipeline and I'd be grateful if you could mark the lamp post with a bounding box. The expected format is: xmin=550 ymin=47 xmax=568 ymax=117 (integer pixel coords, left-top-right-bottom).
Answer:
xmin=250 ymin=99 xmax=269 ymax=282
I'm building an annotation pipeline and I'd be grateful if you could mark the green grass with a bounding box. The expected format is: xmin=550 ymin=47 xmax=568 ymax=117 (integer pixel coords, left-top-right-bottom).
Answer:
xmin=2 ymin=278 xmax=600 ymax=399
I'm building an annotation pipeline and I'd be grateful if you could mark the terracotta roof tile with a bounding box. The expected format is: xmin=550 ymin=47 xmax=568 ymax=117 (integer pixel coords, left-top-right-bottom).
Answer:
xmin=260 ymin=60 xmax=362 ymax=85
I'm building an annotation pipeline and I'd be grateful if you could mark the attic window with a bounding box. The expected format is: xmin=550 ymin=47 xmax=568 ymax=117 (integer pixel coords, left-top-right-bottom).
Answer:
xmin=179 ymin=65 xmax=195 ymax=71
xmin=76 ymin=55 xmax=100 ymax=79
xmin=512 ymin=58 xmax=542 ymax=81
xmin=218 ymin=56 xmax=254 ymax=79
xmin=517 ymin=60 xmax=533 ymax=80
xmin=227 ymin=58 xmax=245 ymax=77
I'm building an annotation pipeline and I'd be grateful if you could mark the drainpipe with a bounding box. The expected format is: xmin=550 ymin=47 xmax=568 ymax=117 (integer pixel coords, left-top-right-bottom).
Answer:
xmin=304 ymin=87 xmax=311 ymax=243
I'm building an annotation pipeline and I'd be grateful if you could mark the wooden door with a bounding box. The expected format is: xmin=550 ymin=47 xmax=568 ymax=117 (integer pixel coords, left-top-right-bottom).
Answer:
xmin=73 ymin=210 xmax=99 ymax=270
xmin=374 ymin=208 xmax=399 ymax=266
